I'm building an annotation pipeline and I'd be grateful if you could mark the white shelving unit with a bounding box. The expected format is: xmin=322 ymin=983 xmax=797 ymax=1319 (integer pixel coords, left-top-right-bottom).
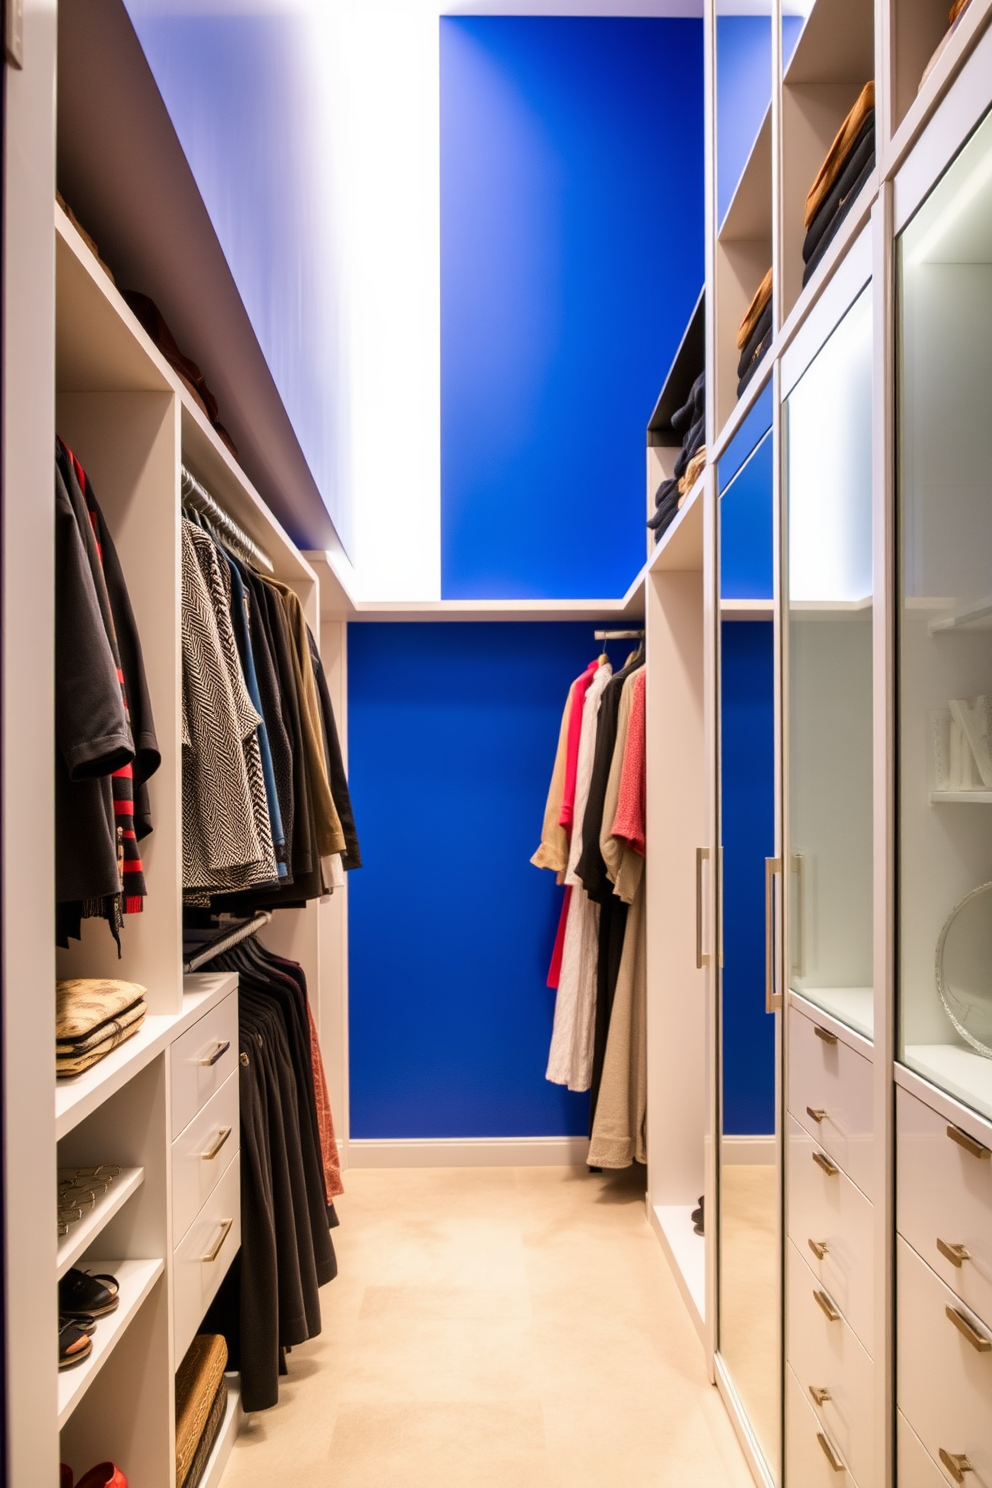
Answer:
xmin=58 ymin=1259 xmax=165 ymax=1430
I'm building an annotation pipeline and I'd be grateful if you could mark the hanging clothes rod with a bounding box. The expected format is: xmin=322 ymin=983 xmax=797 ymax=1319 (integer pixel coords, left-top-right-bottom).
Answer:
xmin=181 ymin=466 xmax=275 ymax=573
xmin=182 ymin=911 xmax=272 ymax=974
xmin=594 ymin=629 xmax=645 ymax=640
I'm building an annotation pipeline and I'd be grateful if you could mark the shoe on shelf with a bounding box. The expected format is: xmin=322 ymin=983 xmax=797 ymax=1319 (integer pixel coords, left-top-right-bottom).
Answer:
xmin=58 ymin=1268 xmax=120 ymax=1320
xmin=691 ymin=1194 xmax=704 ymax=1235
xmin=58 ymin=1318 xmax=92 ymax=1371
xmin=60 ymin=1464 xmax=73 ymax=1488
xmin=76 ymin=1466 xmax=127 ymax=1488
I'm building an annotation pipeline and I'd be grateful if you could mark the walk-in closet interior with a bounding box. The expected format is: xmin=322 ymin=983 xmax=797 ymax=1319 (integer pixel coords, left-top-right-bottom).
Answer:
xmin=5 ymin=0 xmax=992 ymax=1483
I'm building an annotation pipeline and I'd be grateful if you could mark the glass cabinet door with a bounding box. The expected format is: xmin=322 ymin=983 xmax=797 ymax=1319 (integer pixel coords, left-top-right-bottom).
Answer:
xmin=897 ymin=108 xmax=992 ymax=1118
xmin=784 ymin=285 xmax=874 ymax=1041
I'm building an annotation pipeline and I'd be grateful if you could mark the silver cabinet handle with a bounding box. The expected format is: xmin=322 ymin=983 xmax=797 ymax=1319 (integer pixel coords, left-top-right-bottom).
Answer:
xmin=765 ymin=857 xmax=781 ymax=1011
xmin=946 ymin=1305 xmax=991 ymax=1352
xmin=817 ymin=1432 xmax=846 ymax=1472
xmin=939 ymin=1449 xmax=974 ymax=1482
xmin=696 ymin=847 xmax=710 ymax=969
xmin=814 ymin=1289 xmax=840 ymax=1321
xmin=947 ymin=1123 xmax=990 ymax=1160
xmin=201 ymin=1218 xmax=233 ymax=1263
xmin=790 ymin=852 xmax=806 ymax=978
xmin=201 ymin=1127 xmax=232 ymax=1162
xmin=198 ymin=1040 xmax=230 ymax=1068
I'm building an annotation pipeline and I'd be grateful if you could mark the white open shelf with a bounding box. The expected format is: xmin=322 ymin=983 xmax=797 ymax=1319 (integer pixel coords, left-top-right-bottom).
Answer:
xmin=903 ymin=1044 xmax=992 ymax=1124
xmin=57 ymin=1168 xmax=144 ymax=1280
xmin=929 ymin=595 xmax=992 ymax=633
xmin=649 ymin=473 xmax=705 ymax=574
xmin=58 ymin=1256 xmax=164 ymax=1429
xmin=721 ymin=597 xmax=774 ymax=620
xmin=929 ymin=788 xmax=992 ymax=804
xmin=56 ymin=976 xmax=237 ymax=1141
xmin=653 ymin=1204 xmax=706 ymax=1327
xmin=790 ymin=984 xmax=874 ymax=1039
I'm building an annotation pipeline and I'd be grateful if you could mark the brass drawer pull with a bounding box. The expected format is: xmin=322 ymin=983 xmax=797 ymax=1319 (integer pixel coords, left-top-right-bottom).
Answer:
xmin=198 ymin=1040 xmax=231 ymax=1068
xmin=937 ymin=1239 xmax=971 ymax=1268
xmin=946 ymin=1305 xmax=991 ymax=1352
xmin=814 ymin=1025 xmax=838 ymax=1045
xmin=947 ymin=1124 xmax=991 ymax=1160
xmin=201 ymin=1127 xmax=232 ymax=1162
xmin=939 ymin=1449 xmax=974 ymax=1482
xmin=816 ymin=1432 xmax=846 ymax=1472
xmin=201 ymin=1218 xmax=234 ymax=1263
xmin=808 ymin=1238 xmax=829 ymax=1261
xmin=809 ymin=1385 xmax=831 ymax=1406
xmin=814 ymin=1289 xmax=840 ymax=1321
xmin=807 ymin=1106 xmax=827 ymax=1123
xmin=813 ymin=1151 xmax=839 ymax=1176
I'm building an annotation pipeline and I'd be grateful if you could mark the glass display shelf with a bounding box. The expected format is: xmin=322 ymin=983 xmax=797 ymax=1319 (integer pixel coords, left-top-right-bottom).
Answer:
xmin=897 ymin=103 xmax=992 ymax=1117
xmin=785 ymin=284 xmax=874 ymax=1042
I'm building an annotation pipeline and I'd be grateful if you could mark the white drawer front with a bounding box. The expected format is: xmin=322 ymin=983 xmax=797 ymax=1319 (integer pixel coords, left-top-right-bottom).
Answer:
xmin=786 ymin=1362 xmax=859 ymax=1487
xmin=787 ymin=1239 xmax=874 ymax=1488
xmin=787 ymin=1114 xmax=874 ymax=1355
xmin=897 ymin=1084 xmax=992 ymax=1330
xmin=172 ymin=1069 xmax=239 ymax=1245
xmin=898 ymin=1235 xmax=992 ymax=1484
xmin=789 ymin=1006 xmax=874 ymax=1199
xmin=173 ymin=1148 xmax=240 ymax=1362
xmin=171 ymin=993 xmax=238 ymax=1139
xmin=898 ymin=1411 xmax=949 ymax=1488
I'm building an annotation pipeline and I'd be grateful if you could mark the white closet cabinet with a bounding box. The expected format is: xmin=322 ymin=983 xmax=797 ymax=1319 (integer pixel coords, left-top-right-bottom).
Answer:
xmin=2 ymin=7 xmax=329 ymax=1473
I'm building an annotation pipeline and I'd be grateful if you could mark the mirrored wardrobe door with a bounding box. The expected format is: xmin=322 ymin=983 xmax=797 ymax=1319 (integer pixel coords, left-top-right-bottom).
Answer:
xmin=716 ymin=407 xmax=781 ymax=1483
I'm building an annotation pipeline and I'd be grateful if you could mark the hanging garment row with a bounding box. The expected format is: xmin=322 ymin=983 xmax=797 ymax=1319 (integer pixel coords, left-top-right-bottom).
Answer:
xmin=55 ymin=438 xmax=161 ymax=950
xmin=181 ymin=492 xmax=360 ymax=911
xmin=199 ymin=936 xmax=342 ymax=1413
xmin=532 ymin=638 xmax=647 ymax=1169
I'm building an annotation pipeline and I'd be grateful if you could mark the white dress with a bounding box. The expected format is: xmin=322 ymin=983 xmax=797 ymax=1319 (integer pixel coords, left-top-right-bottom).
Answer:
xmin=546 ymin=661 xmax=612 ymax=1090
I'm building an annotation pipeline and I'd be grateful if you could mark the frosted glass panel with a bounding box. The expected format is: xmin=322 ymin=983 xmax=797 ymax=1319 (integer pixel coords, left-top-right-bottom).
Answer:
xmin=785 ymin=284 xmax=874 ymax=1040
xmin=898 ymin=103 xmax=992 ymax=1120
xmin=787 ymin=289 xmax=873 ymax=603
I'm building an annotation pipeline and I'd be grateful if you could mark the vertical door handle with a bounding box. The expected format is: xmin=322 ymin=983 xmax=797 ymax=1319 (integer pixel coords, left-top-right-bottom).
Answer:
xmin=790 ymin=852 xmax=806 ymax=978
xmin=765 ymin=857 xmax=782 ymax=1012
xmin=696 ymin=847 xmax=710 ymax=969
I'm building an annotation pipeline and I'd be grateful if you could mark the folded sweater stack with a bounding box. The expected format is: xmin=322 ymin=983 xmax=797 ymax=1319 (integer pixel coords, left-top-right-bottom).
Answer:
xmin=176 ymin=1335 xmax=229 ymax=1488
xmin=802 ymin=83 xmax=875 ymax=288
xmin=648 ymin=371 xmax=705 ymax=543
xmin=737 ymin=268 xmax=773 ymax=399
xmin=56 ymin=979 xmax=147 ymax=1078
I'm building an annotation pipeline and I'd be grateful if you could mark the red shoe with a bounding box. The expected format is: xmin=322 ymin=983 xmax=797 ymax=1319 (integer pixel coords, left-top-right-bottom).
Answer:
xmin=76 ymin=1468 xmax=127 ymax=1488
xmin=60 ymin=1467 xmax=73 ymax=1488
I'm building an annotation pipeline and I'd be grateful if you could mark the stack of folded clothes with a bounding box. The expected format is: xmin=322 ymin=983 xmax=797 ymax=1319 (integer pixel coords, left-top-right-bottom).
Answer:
xmin=175 ymin=1335 xmax=229 ymax=1488
xmin=802 ymin=82 xmax=875 ymax=288
xmin=648 ymin=371 xmax=705 ymax=542
xmin=56 ymin=979 xmax=147 ymax=1078
xmin=919 ymin=0 xmax=972 ymax=91
xmin=737 ymin=268 xmax=773 ymax=398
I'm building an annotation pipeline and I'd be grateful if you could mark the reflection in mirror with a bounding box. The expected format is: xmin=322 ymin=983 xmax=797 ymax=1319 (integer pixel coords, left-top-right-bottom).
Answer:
xmin=785 ymin=285 xmax=873 ymax=1040
xmin=717 ymin=428 xmax=779 ymax=1481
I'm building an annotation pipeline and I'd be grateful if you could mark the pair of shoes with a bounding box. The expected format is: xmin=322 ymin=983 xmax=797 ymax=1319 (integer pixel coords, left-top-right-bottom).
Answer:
xmin=59 ymin=1268 xmax=120 ymax=1320
xmin=691 ymin=1194 xmax=705 ymax=1236
xmin=60 ymin=1464 xmax=128 ymax=1488
xmin=58 ymin=1318 xmax=92 ymax=1370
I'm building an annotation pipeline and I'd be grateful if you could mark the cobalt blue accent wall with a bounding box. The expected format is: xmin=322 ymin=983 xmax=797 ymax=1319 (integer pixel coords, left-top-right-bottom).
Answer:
xmin=716 ymin=16 xmax=771 ymax=226
xmin=720 ymin=620 xmax=775 ymax=1136
xmin=718 ymin=378 xmax=773 ymax=494
xmin=440 ymin=17 xmax=704 ymax=601
xmin=347 ymin=622 xmax=607 ymax=1139
xmin=720 ymin=431 xmax=774 ymax=601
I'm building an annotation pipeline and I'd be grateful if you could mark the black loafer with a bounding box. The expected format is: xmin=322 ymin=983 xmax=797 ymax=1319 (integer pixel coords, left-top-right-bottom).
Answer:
xmin=59 ymin=1317 xmax=93 ymax=1370
xmin=59 ymin=1268 xmax=119 ymax=1320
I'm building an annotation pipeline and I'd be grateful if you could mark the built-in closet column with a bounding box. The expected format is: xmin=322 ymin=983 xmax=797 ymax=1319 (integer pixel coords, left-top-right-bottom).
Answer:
xmin=644 ymin=470 xmax=714 ymax=1355
xmin=55 ymin=392 xmax=183 ymax=1013
xmin=3 ymin=3 xmax=60 ymax=1484
xmin=316 ymin=617 xmax=349 ymax=1148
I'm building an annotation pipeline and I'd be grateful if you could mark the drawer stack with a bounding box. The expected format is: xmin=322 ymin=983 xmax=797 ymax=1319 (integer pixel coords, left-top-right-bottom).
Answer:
xmin=786 ymin=1003 xmax=875 ymax=1486
xmin=170 ymin=992 xmax=241 ymax=1361
xmin=896 ymin=1084 xmax=992 ymax=1486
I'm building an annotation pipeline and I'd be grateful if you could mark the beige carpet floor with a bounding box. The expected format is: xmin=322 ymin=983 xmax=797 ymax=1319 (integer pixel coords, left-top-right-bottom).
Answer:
xmin=221 ymin=1165 xmax=755 ymax=1488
